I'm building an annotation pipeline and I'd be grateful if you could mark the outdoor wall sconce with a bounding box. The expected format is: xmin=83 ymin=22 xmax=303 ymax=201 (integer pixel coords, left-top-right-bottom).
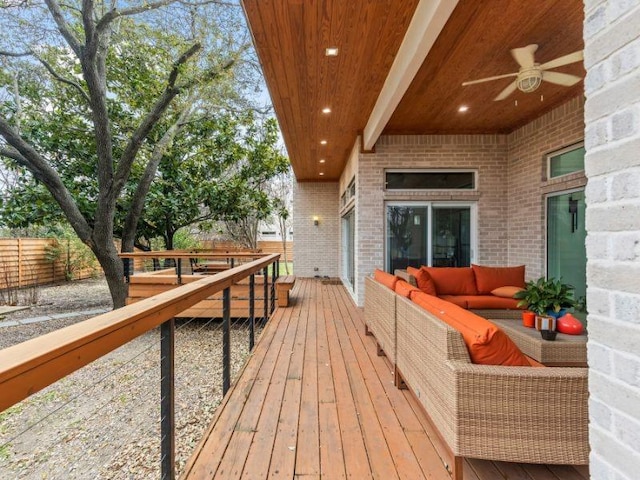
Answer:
xmin=313 ymin=216 xmax=319 ymax=226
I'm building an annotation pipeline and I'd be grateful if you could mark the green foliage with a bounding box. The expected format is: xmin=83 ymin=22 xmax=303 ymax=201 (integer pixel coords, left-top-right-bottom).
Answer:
xmin=134 ymin=113 xmax=288 ymax=249
xmin=171 ymin=229 xmax=202 ymax=251
xmin=44 ymin=227 xmax=99 ymax=281
xmin=513 ymin=277 xmax=576 ymax=315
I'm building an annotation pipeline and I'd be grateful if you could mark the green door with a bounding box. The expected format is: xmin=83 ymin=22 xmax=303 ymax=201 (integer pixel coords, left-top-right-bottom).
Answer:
xmin=547 ymin=190 xmax=586 ymax=315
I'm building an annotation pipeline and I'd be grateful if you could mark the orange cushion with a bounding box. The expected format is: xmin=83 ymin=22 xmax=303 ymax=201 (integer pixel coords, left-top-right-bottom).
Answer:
xmin=374 ymin=269 xmax=398 ymax=290
xmin=422 ymin=267 xmax=477 ymax=295
xmin=407 ymin=266 xmax=437 ymax=296
xmin=437 ymin=295 xmax=469 ymax=309
xmin=395 ymin=280 xmax=419 ymax=298
xmin=471 ymin=264 xmax=525 ymax=294
xmin=491 ymin=286 xmax=524 ymax=298
xmin=461 ymin=295 xmax=522 ymax=310
xmin=411 ymin=292 xmax=530 ymax=366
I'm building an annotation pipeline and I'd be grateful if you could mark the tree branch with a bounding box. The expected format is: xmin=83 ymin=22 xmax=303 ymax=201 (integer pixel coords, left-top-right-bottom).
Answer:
xmin=44 ymin=0 xmax=82 ymax=56
xmin=0 ymin=50 xmax=31 ymax=57
xmin=33 ymin=53 xmax=91 ymax=104
xmin=0 ymin=116 xmax=93 ymax=241
xmin=96 ymin=0 xmax=180 ymax=34
xmin=121 ymin=103 xmax=194 ymax=252
xmin=111 ymin=43 xmax=202 ymax=195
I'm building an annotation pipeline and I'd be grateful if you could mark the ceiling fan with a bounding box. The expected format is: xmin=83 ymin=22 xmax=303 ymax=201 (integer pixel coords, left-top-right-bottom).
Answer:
xmin=462 ymin=44 xmax=583 ymax=101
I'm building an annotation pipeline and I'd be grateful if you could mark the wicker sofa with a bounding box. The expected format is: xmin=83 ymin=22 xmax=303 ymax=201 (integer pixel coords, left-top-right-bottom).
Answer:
xmin=364 ymin=276 xmax=589 ymax=478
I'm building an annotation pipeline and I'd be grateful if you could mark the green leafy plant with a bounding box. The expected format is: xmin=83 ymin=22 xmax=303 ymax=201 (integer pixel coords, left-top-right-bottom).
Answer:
xmin=513 ymin=277 xmax=576 ymax=315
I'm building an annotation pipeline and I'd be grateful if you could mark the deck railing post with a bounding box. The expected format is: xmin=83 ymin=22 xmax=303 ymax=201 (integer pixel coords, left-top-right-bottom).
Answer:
xmin=223 ymin=287 xmax=231 ymax=395
xmin=176 ymin=259 xmax=182 ymax=285
xmin=160 ymin=318 xmax=176 ymax=480
xmin=231 ymin=258 xmax=235 ymax=268
xmin=270 ymin=262 xmax=276 ymax=314
xmin=123 ymin=258 xmax=131 ymax=283
xmin=249 ymin=274 xmax=255 ymax=351
xmin=263 ymin=267 xmax=269 ymax=324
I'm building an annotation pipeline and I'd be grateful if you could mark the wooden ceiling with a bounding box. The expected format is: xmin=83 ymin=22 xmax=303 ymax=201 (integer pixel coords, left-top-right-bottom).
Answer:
xmin=242 ymin=0 xmax=584 ymax=181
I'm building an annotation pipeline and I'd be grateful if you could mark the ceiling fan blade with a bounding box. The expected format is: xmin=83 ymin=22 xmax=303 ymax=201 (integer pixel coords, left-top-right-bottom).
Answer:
xmin=511 ymin=44 xmax=538 ymax=68
xmin=494 ymin=81 xmax=518 ymax=101
xmin=540 ymin=50 xmax=584 ymax=70
xmin=462 ymin=72 xmax=517 ymax=86
xmin=542 ymin=71 xmax=582 ymax=86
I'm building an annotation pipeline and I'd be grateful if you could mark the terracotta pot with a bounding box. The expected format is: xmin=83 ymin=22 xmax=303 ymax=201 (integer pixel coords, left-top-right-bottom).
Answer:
xmin=522 ymin=310 xmax=535 ymax=328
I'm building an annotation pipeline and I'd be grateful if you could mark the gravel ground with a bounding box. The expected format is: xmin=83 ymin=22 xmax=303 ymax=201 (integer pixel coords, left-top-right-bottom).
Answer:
xmin=0 ymin=278 xmax=261 ymax=479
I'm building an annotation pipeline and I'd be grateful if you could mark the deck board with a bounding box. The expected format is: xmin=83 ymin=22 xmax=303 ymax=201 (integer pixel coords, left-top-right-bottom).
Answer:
xmin=182 ymin=279 xmax=588 ymax=480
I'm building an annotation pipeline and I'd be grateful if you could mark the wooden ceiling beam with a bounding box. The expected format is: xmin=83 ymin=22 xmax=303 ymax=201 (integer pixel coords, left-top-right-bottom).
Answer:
xmin=362 ymin=0 xmax=459 ymax=150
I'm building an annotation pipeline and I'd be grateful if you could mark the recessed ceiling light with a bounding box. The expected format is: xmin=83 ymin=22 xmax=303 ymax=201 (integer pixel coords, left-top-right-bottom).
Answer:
xmin=320 ymin=140 xmax=327 ymax=145
xmin=325 ymin=47 xmax=339 ymax=56
xmin=322 ymin=107 xmax=331 ymax=114
xmin=319 ymin=172 xmax=325 ymax=176
xmin=458 ymin=105 xmax=469 ymax=113
xmin=319 ymin=159 xmax=326 ymax=163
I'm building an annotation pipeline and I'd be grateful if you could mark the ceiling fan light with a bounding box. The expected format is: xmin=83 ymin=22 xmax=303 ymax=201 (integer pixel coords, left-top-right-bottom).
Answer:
xmin=517 ymin=73 xmax=542 ymax=93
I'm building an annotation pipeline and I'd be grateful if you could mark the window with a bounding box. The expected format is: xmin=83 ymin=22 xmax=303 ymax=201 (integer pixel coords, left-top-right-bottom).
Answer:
xmin=341 ymin=177 xmax=356 ymax=208
xmin=385 ymin=202 xmax=476 ymax=272
xmin=385 ymin=170 xmax=475 ymax=190
xmin=547 ymin=143 xmax=585 ymax=179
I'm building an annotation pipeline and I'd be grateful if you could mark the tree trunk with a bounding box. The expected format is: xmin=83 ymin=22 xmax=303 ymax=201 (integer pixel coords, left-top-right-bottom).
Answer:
xmin=90 ymin=238 xmax=126 ymax=309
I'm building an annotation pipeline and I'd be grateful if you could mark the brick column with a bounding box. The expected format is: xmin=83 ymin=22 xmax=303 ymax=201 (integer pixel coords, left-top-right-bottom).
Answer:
xmin=584 ymin=2 xmax=640 ymax=478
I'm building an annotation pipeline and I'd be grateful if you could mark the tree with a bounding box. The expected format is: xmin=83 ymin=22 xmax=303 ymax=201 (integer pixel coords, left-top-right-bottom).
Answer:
xmin=267 ymin=167 xmax=293 ymax=273
xmin=0 ymin=1 xmax=252 ymax=307
xmin=211 ymin=117 xmax=289 ymax=249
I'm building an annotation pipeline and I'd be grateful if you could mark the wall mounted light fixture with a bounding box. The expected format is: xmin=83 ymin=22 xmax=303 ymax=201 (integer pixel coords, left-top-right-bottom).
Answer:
xmin=313 ymin=216 xmax=319 ymax=226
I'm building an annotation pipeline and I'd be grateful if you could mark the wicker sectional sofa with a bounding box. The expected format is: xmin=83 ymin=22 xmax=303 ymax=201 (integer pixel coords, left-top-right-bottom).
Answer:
xmin=364 ymin=275 xmax=589 ymax=479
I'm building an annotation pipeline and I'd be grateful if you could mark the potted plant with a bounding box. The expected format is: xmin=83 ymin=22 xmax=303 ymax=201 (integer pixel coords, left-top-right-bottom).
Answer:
xmin=513 ymin=277 xmax=577 ymax=318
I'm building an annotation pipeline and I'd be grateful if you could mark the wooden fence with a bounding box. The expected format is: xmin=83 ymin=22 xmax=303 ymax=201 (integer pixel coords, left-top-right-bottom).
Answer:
xmin=0 ymin=238 xmax=99 ymax=290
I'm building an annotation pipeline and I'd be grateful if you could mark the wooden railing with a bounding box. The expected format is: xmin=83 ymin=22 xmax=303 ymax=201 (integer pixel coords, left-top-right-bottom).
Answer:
xmin=0 ymin=253 xmax=280 ymax=479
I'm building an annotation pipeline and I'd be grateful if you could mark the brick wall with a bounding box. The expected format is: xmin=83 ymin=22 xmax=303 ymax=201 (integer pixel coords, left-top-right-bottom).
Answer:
xmin=340 ymin=99 xmax=585 ymax=306
xmin=584 ymin=2 xmax=640 ymax=478
xmin=354 ymin=134 xmax=509 ymax=305
xmin=507 ymin=97 xmax=585 ymax=280
xmin=293 ymin=181 xmax=340 ymax=277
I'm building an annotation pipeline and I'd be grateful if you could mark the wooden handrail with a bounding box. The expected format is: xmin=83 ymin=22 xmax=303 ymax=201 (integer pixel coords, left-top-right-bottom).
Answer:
xmin=0 ymin=254 xmax=279 ymax=413
xmin=118 ymin=251 xmax=266 ymax=259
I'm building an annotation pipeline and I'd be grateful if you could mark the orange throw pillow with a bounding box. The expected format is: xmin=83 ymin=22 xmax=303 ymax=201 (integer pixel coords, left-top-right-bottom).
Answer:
xmin=407 ymin=266 xmax=437 ymax=296
xmin=422 ymin=267 xmax=477 ymax=295
xmin=491 ymin=286 xmax=524 ymax=298
xmin=374 ymin=269 xmax=398 ymax=290
xmin=395 ymin=280 xmax=419 ymax=298
xmin=411 ymin=291 xmax=530 ymax=366
xmin=472 ymin=264 xmax=525 ymax=294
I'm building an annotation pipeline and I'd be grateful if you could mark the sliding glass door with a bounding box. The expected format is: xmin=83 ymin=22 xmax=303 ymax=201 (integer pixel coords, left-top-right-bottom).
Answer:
xmin=386 ymin=202 xmax=475 ymax=272
xmin=547 ymin=189 xmax=586 ymax=311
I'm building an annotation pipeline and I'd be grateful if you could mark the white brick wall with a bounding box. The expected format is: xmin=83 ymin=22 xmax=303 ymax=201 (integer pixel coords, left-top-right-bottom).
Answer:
xmin=584 ymin=1 xmax=640 ymax=478
xmin=292 ymin=181 xmax=340 ymax=278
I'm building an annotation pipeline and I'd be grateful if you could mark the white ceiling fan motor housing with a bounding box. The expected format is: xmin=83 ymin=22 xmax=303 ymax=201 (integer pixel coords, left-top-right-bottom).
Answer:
xmin=517 ymin=65 xmax=543 ymax=93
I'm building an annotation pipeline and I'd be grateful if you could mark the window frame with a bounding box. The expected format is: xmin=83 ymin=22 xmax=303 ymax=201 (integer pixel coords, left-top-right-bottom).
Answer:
xmin=546 ymin=142 xmax=585 ymax=180
xmin=384 ymin=169 xmax=478 ymax=192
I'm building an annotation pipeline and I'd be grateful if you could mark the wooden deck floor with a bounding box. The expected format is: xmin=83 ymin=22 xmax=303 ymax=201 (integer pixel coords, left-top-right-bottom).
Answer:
xmin=182 ymin=279 xmax=589 ymax=480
